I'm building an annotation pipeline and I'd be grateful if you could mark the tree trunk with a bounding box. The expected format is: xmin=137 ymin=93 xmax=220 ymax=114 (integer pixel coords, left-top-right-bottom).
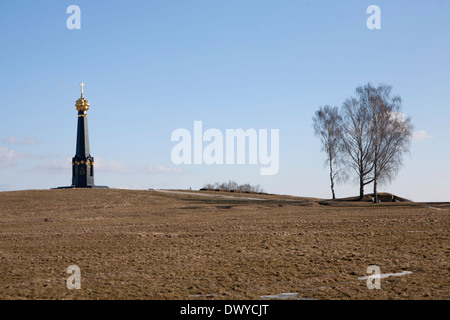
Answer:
xmin=331 ymin=180 xmax=335 ymax=200
xmin=359 ymin=175 xmax=364 ymax=200
xmin=373 ymin=178 xmax=378 ymax=203
xmin=329 ymin=159 xmax=336 ymax=200
xmin=373 ymin=141 xmax=378 ymax=203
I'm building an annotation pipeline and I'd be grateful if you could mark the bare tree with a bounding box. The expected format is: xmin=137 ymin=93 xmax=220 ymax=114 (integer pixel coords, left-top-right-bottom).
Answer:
xmin=313 ymin=105 xmax=343 ymax=200
xmin=340 ymin=83 xmax=413 ymax=201
xmin=369 ymin=84 xmax=413 ymax=202
xmin=340 ymin=87 xmax=376 ymax=200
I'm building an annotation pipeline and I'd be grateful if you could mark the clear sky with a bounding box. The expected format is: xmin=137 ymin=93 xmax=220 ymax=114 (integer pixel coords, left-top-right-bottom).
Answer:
xmin=1 ymin=0 xmax=449 ymax=201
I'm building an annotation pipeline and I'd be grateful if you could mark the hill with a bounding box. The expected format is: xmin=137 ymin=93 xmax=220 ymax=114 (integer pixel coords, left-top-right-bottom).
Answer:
xmin=0 ymin=188 xmax=448 ymax=300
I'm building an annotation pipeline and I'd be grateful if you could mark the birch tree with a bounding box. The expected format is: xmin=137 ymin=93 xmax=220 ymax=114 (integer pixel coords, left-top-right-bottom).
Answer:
xmin=313 ymin=105 xmax=343 ymax=200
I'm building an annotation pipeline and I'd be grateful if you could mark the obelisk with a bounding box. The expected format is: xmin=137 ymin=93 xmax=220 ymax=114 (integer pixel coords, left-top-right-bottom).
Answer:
xmin=72 ymin=82 xmax=95 ymax=187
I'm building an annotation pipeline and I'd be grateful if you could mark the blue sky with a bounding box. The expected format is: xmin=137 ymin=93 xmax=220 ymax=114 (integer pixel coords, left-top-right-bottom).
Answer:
xmin=0 ymin=0 xmax=449 ymax=201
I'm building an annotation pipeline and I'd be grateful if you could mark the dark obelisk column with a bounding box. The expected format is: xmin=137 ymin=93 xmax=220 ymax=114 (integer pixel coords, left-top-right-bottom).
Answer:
xmin=72 ymin=82 xmax=95 ymax=188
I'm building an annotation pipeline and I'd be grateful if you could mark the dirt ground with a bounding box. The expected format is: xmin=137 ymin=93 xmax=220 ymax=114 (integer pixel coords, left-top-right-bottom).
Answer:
xmin=0 ymin=188 xmax=448 ymax=300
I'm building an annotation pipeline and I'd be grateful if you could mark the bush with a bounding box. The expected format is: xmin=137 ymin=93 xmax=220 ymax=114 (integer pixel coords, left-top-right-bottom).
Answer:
xmin=202 ymin=181 xmax=264 ymax=193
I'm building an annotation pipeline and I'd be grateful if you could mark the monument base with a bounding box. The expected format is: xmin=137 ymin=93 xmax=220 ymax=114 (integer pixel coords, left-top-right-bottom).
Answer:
xmin=52 ymin=186 xmax=109 ymax=189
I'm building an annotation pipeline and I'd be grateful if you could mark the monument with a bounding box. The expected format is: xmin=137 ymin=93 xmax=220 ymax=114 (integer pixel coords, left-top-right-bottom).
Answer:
xmin=72 ymin=82 xmax=95 ymax=187
xmin=55 ymin=82 xmax=107 ymax=189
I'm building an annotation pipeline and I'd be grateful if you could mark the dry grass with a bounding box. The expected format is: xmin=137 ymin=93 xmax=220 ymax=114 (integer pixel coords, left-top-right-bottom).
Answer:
xmin=0 ymin=188 xmax=448 ymax=300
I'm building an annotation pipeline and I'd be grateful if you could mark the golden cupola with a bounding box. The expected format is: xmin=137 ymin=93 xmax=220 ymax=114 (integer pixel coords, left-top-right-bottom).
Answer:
xmin=75 ymin=82 xmax=90 ymax=112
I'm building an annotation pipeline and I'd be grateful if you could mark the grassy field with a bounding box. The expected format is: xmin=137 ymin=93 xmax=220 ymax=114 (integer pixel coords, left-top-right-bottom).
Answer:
xmin=0 ymin=188 xmax=448 ymax=300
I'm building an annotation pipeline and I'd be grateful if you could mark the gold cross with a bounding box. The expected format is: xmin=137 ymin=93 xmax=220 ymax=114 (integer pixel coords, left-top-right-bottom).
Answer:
xmin=80 ymin=82 xmax=85 ymax=97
